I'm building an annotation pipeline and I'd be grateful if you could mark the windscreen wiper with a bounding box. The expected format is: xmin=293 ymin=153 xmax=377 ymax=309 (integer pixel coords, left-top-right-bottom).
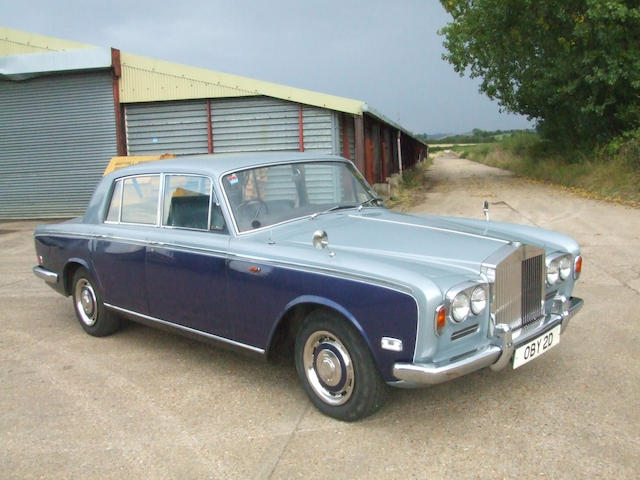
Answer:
xmin=357 ymin=197 xmax=384 ymax=211
xmin=310 ymin=204 xmax=357 ymax=219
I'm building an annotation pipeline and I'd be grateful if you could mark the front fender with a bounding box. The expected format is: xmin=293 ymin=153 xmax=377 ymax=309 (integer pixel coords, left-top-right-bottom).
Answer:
xmin=268 ymin=285 xmax=419 ymax=382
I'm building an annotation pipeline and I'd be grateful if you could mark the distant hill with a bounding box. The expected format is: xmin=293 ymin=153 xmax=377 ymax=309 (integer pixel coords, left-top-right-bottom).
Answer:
xmin=417 ymin=129 xmax=534 ymax=145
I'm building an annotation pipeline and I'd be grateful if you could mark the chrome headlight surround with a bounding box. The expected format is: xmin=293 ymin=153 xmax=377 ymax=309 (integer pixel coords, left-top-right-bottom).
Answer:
xmin=445 ymin=282 xmax=489 ymax=324
xmin=546 ymin=253 xmax=573 ymax=286
xmin=451 ymin=291 xmax=470 ymax=322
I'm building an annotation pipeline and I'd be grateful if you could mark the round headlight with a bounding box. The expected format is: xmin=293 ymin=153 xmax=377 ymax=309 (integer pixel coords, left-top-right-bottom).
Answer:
xmin=470 ymin=286 xmax=487 ymax=315
xmin=451 ymin=292 xmax=470 ymax=322
xmin=547 ymin=260 xmax=560 ymax=285
xmin=558 ymin=256 xmax=571 ymax=280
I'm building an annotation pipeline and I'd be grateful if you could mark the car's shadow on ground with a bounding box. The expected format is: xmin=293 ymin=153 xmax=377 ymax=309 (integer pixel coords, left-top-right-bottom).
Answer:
xmin=113 ymin=318 xmax=562 ymax=427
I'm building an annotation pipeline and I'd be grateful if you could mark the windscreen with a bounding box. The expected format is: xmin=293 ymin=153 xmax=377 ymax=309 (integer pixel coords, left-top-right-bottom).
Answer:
xmin=222 ymin=161 xmax=376 ymax=232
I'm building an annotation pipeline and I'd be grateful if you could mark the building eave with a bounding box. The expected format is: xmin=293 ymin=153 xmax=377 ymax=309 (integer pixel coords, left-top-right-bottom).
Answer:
xmin=118 ymin=52 xmax=365 ymax=116
xmin=0 ymin=47 xmax=112 ymax=80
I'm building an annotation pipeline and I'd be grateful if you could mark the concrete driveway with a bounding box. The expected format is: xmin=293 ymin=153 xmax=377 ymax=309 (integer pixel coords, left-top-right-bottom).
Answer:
xmin=1 ymin=153 xmax=639 ymax=479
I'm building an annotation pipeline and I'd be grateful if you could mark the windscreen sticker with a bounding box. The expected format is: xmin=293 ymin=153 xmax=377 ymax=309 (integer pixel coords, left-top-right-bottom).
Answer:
xmin=228 ymin=173 xmax=239 ymax=185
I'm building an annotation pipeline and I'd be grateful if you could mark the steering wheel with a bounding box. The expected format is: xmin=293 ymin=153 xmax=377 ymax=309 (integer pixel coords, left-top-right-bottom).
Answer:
xmin=237 ymin=199 xmax=268 ymax=226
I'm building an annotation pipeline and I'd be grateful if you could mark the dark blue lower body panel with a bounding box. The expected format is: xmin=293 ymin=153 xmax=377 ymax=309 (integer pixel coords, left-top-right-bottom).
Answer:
xmin=227 ymin=258 xmax=418 ymax=381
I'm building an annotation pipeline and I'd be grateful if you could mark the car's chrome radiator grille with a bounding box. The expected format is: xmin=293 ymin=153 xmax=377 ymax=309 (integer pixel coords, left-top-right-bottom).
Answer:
xmin=494 ymin=247 xmax=545 ymax=331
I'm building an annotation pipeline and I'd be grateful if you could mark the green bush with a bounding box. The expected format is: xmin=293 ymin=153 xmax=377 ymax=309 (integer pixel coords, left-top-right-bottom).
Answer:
xmin=466 ymin=134 xmax=640 ymax=205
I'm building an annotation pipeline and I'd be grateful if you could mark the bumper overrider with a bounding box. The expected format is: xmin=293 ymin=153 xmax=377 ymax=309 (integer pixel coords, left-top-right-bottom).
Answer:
xmin=392 ymin=296 xmax=584 ymax=386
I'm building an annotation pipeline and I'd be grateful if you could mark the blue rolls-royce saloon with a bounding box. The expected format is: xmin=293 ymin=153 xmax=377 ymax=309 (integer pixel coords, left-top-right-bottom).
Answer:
xmin=33 ymin=152 xmax=583 ymax=421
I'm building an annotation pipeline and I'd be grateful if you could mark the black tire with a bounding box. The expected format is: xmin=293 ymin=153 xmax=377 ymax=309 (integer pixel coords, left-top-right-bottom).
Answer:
xmin=71 ymin=268 xmax=120 ymax=337
xmin=294 ymin=310 xmax=387 ymax=421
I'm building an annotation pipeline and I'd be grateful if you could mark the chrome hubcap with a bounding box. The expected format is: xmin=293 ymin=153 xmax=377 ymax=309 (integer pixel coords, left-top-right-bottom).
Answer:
xmin=303 ymin=330 xmax=354 ymax=406
xmin=75 ymin=278 xmax=97 ymax=326
xmin=316 ymin=349 xmax=341 ymax=387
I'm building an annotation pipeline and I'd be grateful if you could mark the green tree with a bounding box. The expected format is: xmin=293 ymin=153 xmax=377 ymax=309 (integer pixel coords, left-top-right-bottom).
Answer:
xmin=439 ymin=0 xmax=640 ymax=145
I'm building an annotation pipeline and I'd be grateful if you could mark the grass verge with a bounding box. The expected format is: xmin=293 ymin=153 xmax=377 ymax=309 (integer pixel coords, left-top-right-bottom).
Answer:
xmin=385 ymin=158 xmax=432 ymax=211
xmin=452 ymin=134 xmax=640 ymax=207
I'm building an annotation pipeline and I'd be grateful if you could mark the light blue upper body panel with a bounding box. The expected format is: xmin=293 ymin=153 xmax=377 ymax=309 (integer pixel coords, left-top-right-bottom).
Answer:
xmin=42 ymin=152 xmax=580 ymax=301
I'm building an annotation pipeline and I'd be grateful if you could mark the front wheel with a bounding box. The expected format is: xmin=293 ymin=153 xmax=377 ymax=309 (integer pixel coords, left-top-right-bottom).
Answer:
xmin=71 ymin=268 xmax=120 ymax=337
xmin=294 ymin=310 xmax=387 ymax=421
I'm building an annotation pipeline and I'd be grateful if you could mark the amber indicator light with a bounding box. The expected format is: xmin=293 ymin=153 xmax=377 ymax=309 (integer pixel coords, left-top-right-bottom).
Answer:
xmin=436 ymin=307 xmax=447 ymax=331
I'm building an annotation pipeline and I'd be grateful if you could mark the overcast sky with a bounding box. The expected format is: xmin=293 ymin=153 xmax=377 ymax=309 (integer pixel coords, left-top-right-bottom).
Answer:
xmin=3 ymin=0 xmax=533 ymax=135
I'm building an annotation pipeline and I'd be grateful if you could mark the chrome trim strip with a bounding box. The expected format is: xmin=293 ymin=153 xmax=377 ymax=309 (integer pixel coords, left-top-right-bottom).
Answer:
xmin=350 ymin=215 xmax=510 ymax=244
xmin=151 ymin=243 xmax=227 ymax=258
xmin=33 ymin=266 xmax=58 ymax=284
xmin=33 ymin=232 xmax=228 ymax=258
xmin=35 ymin=231 xmax=97 ymax=239
xmin=104 ymin=303 xmax=265 ymax=354
xmin=451 ymin=324 xmax=479 ymax=341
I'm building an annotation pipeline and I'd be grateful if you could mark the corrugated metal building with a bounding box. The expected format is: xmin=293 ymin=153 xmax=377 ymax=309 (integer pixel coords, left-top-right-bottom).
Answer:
xmin=0 ymin=27 xmax=427 ymax=219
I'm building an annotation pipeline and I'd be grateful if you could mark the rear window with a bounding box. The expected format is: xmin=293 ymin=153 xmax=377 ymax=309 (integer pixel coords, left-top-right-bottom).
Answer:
xmin=105 ymin=180 xmax=122 ymax=222
xmin=105 ymin=175 xmax=160 ymax=225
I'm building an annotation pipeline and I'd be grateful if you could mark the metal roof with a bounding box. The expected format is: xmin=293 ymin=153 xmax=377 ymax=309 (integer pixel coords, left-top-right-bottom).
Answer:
xmin=0 ymin=27 xmax=425 ymax=142
xmin=119 ymin=52 xmax=365 ymax=115
xmin=0 ymin=26 xmax=93 ymax=55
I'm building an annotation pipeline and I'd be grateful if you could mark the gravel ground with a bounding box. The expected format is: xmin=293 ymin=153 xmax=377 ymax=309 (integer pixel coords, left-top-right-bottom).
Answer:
xmin=1 ymin=152 xmax=638 ymax=479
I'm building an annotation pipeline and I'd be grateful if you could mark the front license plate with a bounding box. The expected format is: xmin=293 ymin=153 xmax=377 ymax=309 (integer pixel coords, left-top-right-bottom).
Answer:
xmin=513 ymin=325 xmax=561 ymax=369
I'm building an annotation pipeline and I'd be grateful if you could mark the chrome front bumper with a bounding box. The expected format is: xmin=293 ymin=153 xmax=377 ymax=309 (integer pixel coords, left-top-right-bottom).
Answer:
xmin=392 ymin=296 xmax=583 ymax=387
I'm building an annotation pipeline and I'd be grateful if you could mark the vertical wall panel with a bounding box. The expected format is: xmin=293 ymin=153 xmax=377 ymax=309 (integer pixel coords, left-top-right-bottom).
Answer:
xmin=0 ymin=71 xmax=117 ymax=219
xmin=302 ymin=105 xmax=335 ymax=154
xmin=337 ymin=114 xmax=356 ymax=160
xmin=125 ymin=100 xmax=208 ymax=155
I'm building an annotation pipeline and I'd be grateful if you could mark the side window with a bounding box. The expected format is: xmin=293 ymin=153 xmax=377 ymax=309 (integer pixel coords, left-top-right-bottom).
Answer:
xmin=162 ymin=175 xmax=212 ymax=230
xmin=105 ymin=180 xmax=122 ymax=222
xmin=210 ymin=191 xmax=227 ymax=232
xmin=121 ymin=175 xmax=160 ymax=225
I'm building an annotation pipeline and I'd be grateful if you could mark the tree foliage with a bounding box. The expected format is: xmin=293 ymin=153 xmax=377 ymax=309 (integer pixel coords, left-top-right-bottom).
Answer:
xmin=417 ymin=129 xmax=527 ymax=144
xmin=439 ymin=0 xmax=640 ymax=145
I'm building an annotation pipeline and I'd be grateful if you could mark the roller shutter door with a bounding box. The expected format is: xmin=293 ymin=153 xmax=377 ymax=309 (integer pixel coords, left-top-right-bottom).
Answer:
xmin=125 ymin=100 xmax=208 ymax=155
xmin=0 ymin=71 xmax=117 ymax=219
xmin=211 ymin=97 xmax=300 ymax=153
xmin=302 ymin=106 xmax=337 ymax=154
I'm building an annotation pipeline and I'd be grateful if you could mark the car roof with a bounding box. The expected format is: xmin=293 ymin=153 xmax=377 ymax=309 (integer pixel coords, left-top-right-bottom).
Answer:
xmin=104 ymin=152 xmax=349 ymax=180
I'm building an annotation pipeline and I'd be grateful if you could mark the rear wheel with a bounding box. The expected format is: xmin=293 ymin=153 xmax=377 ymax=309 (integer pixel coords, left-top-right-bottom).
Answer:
xmin=71 ymin=268 xmax=120 ymax=337
xmin=294 ymin=310 xmax=387 ymax=421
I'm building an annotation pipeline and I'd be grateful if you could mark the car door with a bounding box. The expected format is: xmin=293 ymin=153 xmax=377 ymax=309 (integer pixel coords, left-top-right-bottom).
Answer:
xmin=145 ymin=174 xmax=232 ymax=337
xmin=92 ymin=174 xmax=160 ymax=315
